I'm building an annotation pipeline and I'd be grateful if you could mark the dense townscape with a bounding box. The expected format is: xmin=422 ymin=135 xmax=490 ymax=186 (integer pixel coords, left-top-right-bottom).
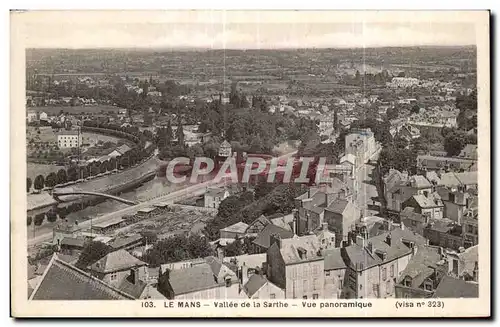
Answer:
xmin=25 ymin=46 xmax=479 ymax=301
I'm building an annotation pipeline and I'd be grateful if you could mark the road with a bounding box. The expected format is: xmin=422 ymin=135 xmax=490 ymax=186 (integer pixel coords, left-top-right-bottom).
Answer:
xmin=356 ymin=147 xmax=382 ymax=217
xmin=28 ymin=151 xmax=297 ymax=247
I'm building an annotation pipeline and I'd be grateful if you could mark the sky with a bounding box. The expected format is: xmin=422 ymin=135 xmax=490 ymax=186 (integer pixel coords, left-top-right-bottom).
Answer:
xmin=17 ymin=11 xmax=483 ymax=49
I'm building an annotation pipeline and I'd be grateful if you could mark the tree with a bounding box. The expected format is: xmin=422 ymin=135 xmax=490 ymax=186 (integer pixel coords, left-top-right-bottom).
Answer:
xmin=27 ymin=177 xmax=32 ymax=193
xmin=56 ymin=169 xmax=67 ymax=184
xmin=46 ymin=210 xmax=58 ymax=222
xmin=67 ymin=166 xmax=78 ymax=181
xmin=411 ymin=104 xmax=420 ymax=114
xmin=45 ymin=172 xmax=58 ymax=188
xmin=34 ymin=213 xmax=45 ymax=226
xmin=224 ymin=239 xmax=244 ymax=257
xmin=176 ymin=123 xmax=185 ymax=146
xmin=34 ymin=175 xmax=45 ymax=191
xmin=27 ymin=216 xmax=32 ymax=226
xmin=100 ymin=161 xmax=108 ymax=173
xmin=76 ymin=241 xmax=111 ymax=269
xmin=443 ymin=130 xmax=472 ymax=157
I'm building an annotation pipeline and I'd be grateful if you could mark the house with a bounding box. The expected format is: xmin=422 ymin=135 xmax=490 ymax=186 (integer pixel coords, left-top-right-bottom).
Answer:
xmin=383 ymin=169 xmax=409 ymax=207
xmin=268 ymin=213 xmax=295 ymax=232
xmin=219 ymin=222 xmax=249 ymax=239
xmin=314 ymin=223 xmax=336 ymax=250
xmin=251 ymin=224 xmax=294 ymax=253
xmin=108 ymin=144 xmax=132 ymax=158
xmin=436 ymin=187 xmax=473 ymax=225
xmin=399 ymin=124 xmax=421 ymax=142
xmin=395 ymin=245 xmax=447 ymax=298
xmin=242 ymin=272 xmax=285 ymax=299
xmin=323 ymin=248 xmax=347 ymax=299
xmin=423 ymin=218 xmax=463 ymax=251
xmin=204 ymin=187 xmax=230 ymax=209
xmin=158 ymin=256 xmax=244 ymax=299
xmin=462 ymin=203 xmax=478 ymax=248
xmin=27 ymin=109 xmax=38 ymax=123
xmin=416 ymin=155 xmax=477 ymax=172
xmin=52 ymin=220 xmax=82 ymax=246
xmin=446 ymin=245 xmax=478 ymax=282
xmin=399 ymin=207 xmax=429 ymax=235
xmin=88 ymin=249 xmax=148 ymax=288
xmin=59 ymin=237 xmax=85 ymax=254
xmin=29 ymin=254 xmax=135 ymax=300
xmin=459 ymin=144 xmax=478 ymax=159
xmin=402 ymin=192 xmax=444 ymax=220
xmin=439 ymin=172 xmax=478 ymax=192
xmin=108 ymin=234 xmax=144 ymax=251
xmin=218 ymin=140 xmax=232 ymax=157
xmin=160 ymin=258 xmax=206 ymax=272
xmin=386 ymin=175 xmax=433 ymax=212
xmin=223 ymin=253 xmax=267 ymax=271
xmin=340 ymin=227 xmax=427 ymax=299
xmin=266 ymin=234 xmax=325 ymax=299
xmin=323 ymin=199 xmax=361 ymax=247
xmin=344 ymin=128 xmax=377 ymax=164
xmin=245 ymin=215 xmax=272 ymax=236
xmin=39 ymin=111 xmax=48 ymax=121
xmin=432 ymin=275 xmax=478 ymax=298
xmin=57 ymin=130 xmax=82 ymax=149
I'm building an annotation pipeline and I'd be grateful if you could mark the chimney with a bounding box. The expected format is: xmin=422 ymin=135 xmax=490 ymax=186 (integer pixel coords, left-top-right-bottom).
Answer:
xmin=356 ymin=235 xmax=365 ymax=247
xmin=385 ymin=234 xmax=392 ymax=246
xmin=292 ymin=209 xmax=298 ymax=235
xmin=322 ymin=222 xmax=328 ymax=231
xmin=241 ymin=262 xmax=249 ymax=286
xmin=458 ymin=247 xmax=465 ymax=253
xmin=129 ymin=267 xmax=139 ymax=285
xmin=366 ymin=242 xmax=373 ymax=255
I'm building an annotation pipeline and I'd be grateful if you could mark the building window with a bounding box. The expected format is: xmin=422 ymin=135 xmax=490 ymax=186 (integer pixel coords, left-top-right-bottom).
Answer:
xmin=359 ymin=284 xmax=362 ymax=291
xmin=338 ymin=279 xmax=343 ymax=290
xmin=313 ymin=278 xmax=318 ymax=291
xmin=313 ymin=294 xmax=319 ymax=299
xmin=303 ymin=280 xmax=308 ymax=292
xmin=382 ymin=267 xmax=387 ymax=281
xmin=270 ymin=293 xmax=276 ymax=299
xmin=110 ymin=272 xmax=117 ymax=281
xmin=225 ymin=277 xmax=231 ymax=287
xmin=390 ymin=265 xmax=394 ymax=278
xmin=303 ymin=296 xmax=307 ymax=299
xmin=326 ymin=271 xmax=331 ymax=277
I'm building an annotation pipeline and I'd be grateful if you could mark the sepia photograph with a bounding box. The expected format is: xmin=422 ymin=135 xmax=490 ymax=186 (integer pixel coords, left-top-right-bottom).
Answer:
xmin=10 ymin=10 xmax=490 ymax=317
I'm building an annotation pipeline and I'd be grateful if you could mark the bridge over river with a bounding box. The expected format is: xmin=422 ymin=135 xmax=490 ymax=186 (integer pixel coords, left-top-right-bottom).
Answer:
xmin=52 ymin=190 xmax=139 ymax=206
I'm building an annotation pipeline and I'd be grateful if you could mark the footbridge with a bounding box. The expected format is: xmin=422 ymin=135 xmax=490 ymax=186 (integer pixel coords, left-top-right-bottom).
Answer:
xmin=52 ymin=190 xmax=139 ymax=206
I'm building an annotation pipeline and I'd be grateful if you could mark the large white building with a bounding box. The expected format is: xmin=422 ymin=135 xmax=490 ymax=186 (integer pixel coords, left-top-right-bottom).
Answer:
xmin=57 ymin=130 xmax=82 ymax=149
xmin=344 ymin=128 xmax=377 ymax=164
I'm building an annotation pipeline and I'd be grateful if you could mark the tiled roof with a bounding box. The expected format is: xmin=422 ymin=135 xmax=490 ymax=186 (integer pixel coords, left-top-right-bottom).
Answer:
xmin=397 ymin=245 xmax=443 ymax=288
xmin=118 ymin=275 xmax=147 ymax=299
xmin=325 ymin=199 xmax=349 ymax=214
xmin=410 ymin=175 xmax=433 ymax=189
xmin=221 ymin=222 xmax=249 ymax=234
xmin=243 ymin=274 xmax=268 ymax=298
xmin=457 ymin=245 xmax=478 ymax=277
xmin=89 ymin=249 xmax=146 ymax=273
xmin=223 ymin=253 xmax=266 ymax=270
xmin=252 ymin=224 xmax=294 ymax=249
xmin=323 ymin=248 xmax=347 ymax=270
xmin=205 ymin=187 xmax=227 ymax=198
xmin=61 ymin=237 xmax=85 ymax=248
xmin=455 ymin=172 xmax=478 ymax=186
xmin=108 ymin=234 xmax=143 ymax=250
xmin=280 ymin=235 xmax=322 ymax=265
xmin=168 ymin=262 xmax=237 ymax=295
xmin=30 ymin=255 xmax=134 ymax=300
xmin=432 ymin=275 xmax=479 ymax=298
xmin=344 ymin=228 xmax=427 ymax=271
xmin=400 ymin=207 xmax=427 ymax=223
xmin=410 ymin=194 xmax=442 ymax=208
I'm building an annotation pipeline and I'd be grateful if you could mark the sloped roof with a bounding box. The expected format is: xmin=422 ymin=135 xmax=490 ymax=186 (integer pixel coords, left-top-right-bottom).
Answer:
xmin=89 ymin=249 xmax=146 ymax=273
xmin=410 ymin=194 xmax=442 ymax=209
xmin=221 ymin=222 xmax=249 ymax=234
xmin=280 ymin=235 xmax=322 ymax=265
xmin=397 ymin=245 xmax=442 ymax=287
xmin=324 ymin=248 xmax=347 ymax=270
xmin=108 ymin=234 xmax=144 ymax=250
xmin=252 ymin=224 xmax=294 ymax=249
xmin=433 ymin=275 xmax=479 ymax=298
xmin=206 ymin=187 xmax=227 ymax=198
xmin=30 ymin=255 xmax=134 ymax=300
xmin=61 ymin=237 xmax=85 ymax=248
xmin=118 ymin=275 xmax=148 ymax=299
xmin=410 ymin=175 xmax=433 ymax=189
xmin=455 ymin=172 xmax=478 ymax=186
xmin=326 ymin=199 xmax=349 ymax=214
xmin=243 ymin=274 xmax=268 ymax=298
xmin=344 ymin=228 xmax=427 ymax=271
xmin=458 ymin=245 xmax=478 ymax=277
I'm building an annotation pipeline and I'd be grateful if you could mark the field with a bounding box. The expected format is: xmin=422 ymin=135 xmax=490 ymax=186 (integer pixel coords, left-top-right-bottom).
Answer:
xmin=28 ymin=105 xmax=125 ymax=115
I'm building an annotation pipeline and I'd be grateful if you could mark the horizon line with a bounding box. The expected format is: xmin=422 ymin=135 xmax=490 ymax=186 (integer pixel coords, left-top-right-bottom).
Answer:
xmin=27 ymin=44 xmax=477 ymax=51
